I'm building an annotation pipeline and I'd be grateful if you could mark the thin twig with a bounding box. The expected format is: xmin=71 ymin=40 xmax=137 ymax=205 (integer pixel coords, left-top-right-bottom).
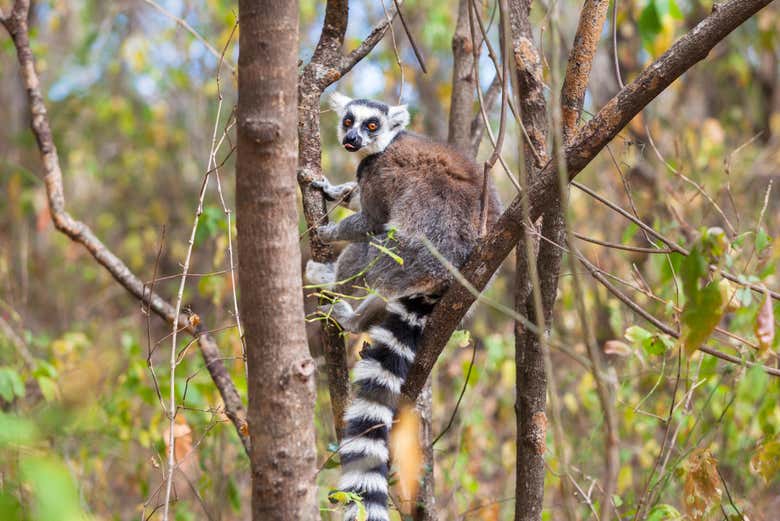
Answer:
xmin=1 ymin=0 xmax=250 ymax=456
xmin=140 ymin=0 xmax=236 ymax=73
xmin=392 ymin=0 xmax=426 ymax=73
xmin=431 ymin=338 xmax=477 ymax=446
xmin=381 ymin=0 xmax=405 ymax=103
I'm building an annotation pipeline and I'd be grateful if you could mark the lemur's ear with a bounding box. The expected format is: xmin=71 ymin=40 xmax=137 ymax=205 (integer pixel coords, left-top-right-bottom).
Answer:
xmin=328 ymin=92 xmax=352 ymax=114
xmin=388 ymin=104 xmax=410 ymax=130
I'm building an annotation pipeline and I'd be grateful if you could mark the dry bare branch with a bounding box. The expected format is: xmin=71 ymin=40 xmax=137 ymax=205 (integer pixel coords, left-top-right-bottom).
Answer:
xmin=404 ymin=0 xmax=774 ymax=402
xmin=297 ymin=0 xmax=400 ymax=438
xmin=1 ymin=0 xmax=250 ymax=455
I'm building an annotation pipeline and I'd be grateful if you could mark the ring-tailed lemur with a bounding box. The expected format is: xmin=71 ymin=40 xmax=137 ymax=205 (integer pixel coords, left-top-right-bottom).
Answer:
xmin=306 ymin=92 xmax=500 ymax=521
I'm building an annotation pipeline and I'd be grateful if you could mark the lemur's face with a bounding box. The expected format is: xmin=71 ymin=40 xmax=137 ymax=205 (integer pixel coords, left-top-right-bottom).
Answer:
xmin=329 ymin=92 xmax=410 ymax=156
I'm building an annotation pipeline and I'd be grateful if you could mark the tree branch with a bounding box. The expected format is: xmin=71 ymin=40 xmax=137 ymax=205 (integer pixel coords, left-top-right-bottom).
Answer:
xmin=403 ymin=0 xmax=774 ymax=401
xmin=469 ymin=73 xmax=501 ymax=153
xmin=1 ymin=1 xmax=250 ymax=455
xmin=560 ymin=0 xmax=610 ymax=139
xmin=340 ymin=2 xmax=400 ymax=76
xmin=559 ymin=3 xmax=618 ymax=519
xmin=448 ymin=0 xmax=482 ymax=154
xmin=297 ymin=0 xmax=400 ymax=438
xmin=507 ymin=0 xmax=578 ymax=518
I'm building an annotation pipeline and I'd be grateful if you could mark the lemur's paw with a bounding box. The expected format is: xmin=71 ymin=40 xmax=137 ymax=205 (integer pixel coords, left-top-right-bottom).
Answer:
xmin=318 ymin=300 xmax=357 ymax=332
xmin=305 ymin=260 xmax=336 ymax=286
xmin=316 ymin=223 xmax=338 ymax=243
xmin=312 ymin=180 xmax=356 ymax=201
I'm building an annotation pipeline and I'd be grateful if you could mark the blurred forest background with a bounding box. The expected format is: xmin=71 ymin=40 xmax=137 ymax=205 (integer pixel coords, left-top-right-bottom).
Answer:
xmin=0 ymin=0 xmax=779 ymax=520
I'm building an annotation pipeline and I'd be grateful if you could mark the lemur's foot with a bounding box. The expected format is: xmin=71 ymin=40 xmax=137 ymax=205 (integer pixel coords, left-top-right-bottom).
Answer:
xmin=305 ymin=260 xmax=337 ymax=286
xmin=318 ymin=299 xmax=359 ymax=332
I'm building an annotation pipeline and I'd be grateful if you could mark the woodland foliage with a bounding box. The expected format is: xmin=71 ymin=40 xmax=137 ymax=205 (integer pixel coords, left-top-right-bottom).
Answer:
xmin=0 ymin=0 xmax=779 ymax=520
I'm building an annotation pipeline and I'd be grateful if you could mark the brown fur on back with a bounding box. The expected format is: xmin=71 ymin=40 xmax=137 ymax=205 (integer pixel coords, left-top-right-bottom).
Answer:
xmin=357 ymin=131 xmax=500 ymax=231
xmin=349 ymin=131 xmax=501 ymax=296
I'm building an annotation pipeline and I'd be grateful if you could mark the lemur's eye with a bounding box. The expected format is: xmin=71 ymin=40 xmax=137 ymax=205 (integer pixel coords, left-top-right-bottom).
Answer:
xmin=343 ymin=118 xmax=353 ymax=127
xmin=367 ymin=122 xmax=378 ymax=132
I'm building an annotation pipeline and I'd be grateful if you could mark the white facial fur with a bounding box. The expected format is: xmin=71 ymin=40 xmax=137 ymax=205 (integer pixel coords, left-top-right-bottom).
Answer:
xmin=328 ymin=92 xmax=410 ymax=157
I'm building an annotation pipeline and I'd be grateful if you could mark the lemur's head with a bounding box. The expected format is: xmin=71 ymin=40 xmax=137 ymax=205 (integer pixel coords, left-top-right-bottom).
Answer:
xmin=329 ymin=92 xmax=410 ymax=156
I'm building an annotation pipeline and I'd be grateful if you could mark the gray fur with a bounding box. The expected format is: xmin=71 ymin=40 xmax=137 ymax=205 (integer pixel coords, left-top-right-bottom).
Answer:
xmin=309 ymin=91 xmax=502 ymax=330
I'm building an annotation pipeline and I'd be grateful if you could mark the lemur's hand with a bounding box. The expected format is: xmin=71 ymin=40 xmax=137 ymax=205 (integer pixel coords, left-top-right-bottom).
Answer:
xmin=309 ymin=179 xmax=329 ymax=191
xmin=312 ymin=179 xmax=356 ymax=202
xmin=315 ymin=223 xmax=338 ymax=243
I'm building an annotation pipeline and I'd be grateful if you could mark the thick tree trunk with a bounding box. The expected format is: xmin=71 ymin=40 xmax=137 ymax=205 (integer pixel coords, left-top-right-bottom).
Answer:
xmin=508 ymin=2 xmax=557 ymax=519
xmin=236 ymin=2 xmax=317 ymax=520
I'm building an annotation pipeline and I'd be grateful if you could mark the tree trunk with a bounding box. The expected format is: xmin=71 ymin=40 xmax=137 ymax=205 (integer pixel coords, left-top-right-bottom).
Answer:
xmin=236 ymin=2 xmax=317 ymax=520
xmin=447 ymin=0 xmax=480 ymax=155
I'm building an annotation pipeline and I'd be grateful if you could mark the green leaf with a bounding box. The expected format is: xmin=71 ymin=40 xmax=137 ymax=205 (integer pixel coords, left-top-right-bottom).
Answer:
xmin=369 ymin=241 xmax=403 ymax=265
xmin=625 ymin=326 xmax=653 ymax=345
xmin=625 ymin=327 xmax=675 ymax=356
xmin=680 ymin=247 xmax=708 ymax=299
xmin=668 ymin=0 xmax=684 ymax=19
xmin=0 ymin=367 xmax=25 ymax=402
xmin=328 ymin=490 xmax=367 ymax=519
xmin=21 ymin=456 xmax=86 ymax=521
xmin=755 ymin=227 xmax=771 ymax=253
xmin=646 ymin=334 xmax=676 ymax=356
xmin=227 ymin=477 xmax=241 ymax=512
xmin=36 ymin=376 xmax=58 ymax=402
xmin=638 ymin=0 xmax=662 ymax=43
xmin=322 ymin=455 xmax=341 ymax=469
xmin=0 ymin=411 xmax=38 ymax=446
xmin=194 ymin=205 xmax=224 ymax=246
xmin=655 ymin=0 xmax=683 ymax=20
xmin=33 ymin=360 xmax=57 ymax=379
xmin=448 ymin=329 xmax=471 ymax=348
xmin=0 ymin=491 xmax=22 ymax=520
xmin=621 ymin=222 xmax=640 ymax=245
xmin=647 ymin=503 xmax=682 ymax=521
xmin=681 ymin=280 xmax=726 ymax=357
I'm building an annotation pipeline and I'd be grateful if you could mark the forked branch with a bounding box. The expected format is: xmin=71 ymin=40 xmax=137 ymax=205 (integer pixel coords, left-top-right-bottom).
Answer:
xmin=403 ymin=0 xmax=774 ymax=401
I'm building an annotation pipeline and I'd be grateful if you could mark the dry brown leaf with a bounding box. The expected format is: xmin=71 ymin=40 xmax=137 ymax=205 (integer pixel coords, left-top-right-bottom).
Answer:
xmin=389 ymin=402 xmax=422 ymax=515
xmin=682 ymin=448 xmax=722 ymax=521
xmin=164 ymin=414 xmax=195 ymax=475
xmin=604 ymin=340 xmax=632 ymax=357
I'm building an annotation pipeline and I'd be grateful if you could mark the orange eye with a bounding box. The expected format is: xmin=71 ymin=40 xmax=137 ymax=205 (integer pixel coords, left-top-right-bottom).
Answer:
xmin=344 ymin=118 xmax=353 ymax=127
xmin=367 ymin=122 xmax=378 ymax=131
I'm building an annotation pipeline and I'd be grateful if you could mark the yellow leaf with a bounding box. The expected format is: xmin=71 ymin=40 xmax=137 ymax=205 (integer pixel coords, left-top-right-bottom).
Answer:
xmin=755 ymin=288 xmax=775 ymax=354
xmin=389 ymin=403 xmax=422 ymax=514
xmin=750 ymin=437 xmax=780 ymax=483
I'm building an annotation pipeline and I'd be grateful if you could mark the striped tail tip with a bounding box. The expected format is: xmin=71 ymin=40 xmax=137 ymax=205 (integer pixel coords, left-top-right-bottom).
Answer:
xmin=336 ymin=294 xmax=439 ymax=521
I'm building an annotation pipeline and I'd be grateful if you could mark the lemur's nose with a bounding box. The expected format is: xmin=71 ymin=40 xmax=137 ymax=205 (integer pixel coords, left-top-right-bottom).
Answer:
xmin=343 ymin=130 xmax=362 ymax=151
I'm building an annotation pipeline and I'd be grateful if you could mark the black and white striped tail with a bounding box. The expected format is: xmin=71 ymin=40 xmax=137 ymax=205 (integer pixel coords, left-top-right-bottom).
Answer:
xmin=338 ymin=294 xmax=439 ymax=521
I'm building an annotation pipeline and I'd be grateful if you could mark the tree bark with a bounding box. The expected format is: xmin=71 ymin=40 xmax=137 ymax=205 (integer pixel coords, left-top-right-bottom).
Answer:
xmin=448 ymin=0 xmax=481 ymax=155
xmin=236 ymin=2 xmax=317 ymax=519
xmin=402 ymin=0 xmax=774 ymax=403
xmin=507 ymin=2 xmax=556 ymax=519
xmin=297 ymin=0 xmax=398 ymax=440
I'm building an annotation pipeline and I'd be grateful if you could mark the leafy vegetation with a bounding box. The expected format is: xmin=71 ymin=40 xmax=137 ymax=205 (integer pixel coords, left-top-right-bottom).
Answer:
xmin=0 ymin=0 xmax=778 ymax=520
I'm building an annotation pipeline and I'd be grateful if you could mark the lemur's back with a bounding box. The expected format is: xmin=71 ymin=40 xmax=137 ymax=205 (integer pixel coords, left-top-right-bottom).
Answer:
xmin=355 ymin=131 xmax=501 ymax=295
